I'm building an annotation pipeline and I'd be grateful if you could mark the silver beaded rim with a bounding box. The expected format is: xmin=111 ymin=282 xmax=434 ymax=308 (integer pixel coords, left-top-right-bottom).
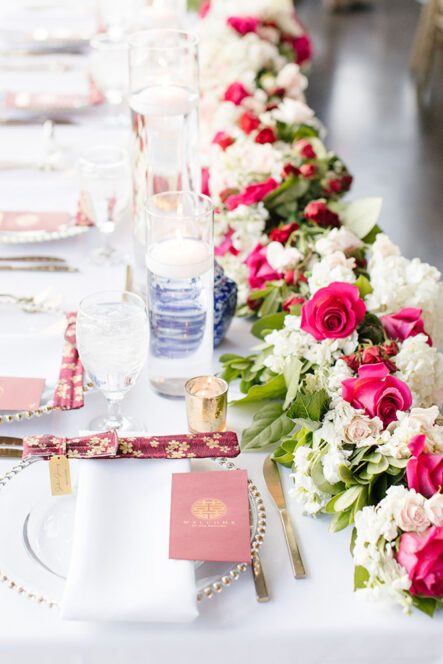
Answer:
xmin=0 ymin=457 xmax=266 ymax=608
xmin=0 ymin=297 xmax=93 ymax=424
xmin=0 ymin=225 xmax=89 ymax=244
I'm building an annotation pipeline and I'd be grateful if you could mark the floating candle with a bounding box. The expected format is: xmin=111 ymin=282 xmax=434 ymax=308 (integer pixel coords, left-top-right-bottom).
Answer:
xmin=146 ymin=236 xmax=212 ymax=279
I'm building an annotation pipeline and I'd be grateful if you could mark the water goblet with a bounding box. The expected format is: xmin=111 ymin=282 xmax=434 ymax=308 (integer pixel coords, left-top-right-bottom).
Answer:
xmin=90 ymin=33 xmax=129 ymax=126
xmin=77 ymin=146 xmax=131 ymax=266
xmin=76 ymin=291 xmax=148 ymax=432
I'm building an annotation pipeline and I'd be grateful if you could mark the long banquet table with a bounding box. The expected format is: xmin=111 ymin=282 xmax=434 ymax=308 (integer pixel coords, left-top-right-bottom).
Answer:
xmin=1 ymin=12 xmax=443 ymax=664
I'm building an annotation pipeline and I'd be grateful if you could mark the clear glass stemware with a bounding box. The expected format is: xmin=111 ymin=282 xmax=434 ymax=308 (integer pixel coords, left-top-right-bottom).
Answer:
xmin=76 ymin=290 xmax=148 ymax=431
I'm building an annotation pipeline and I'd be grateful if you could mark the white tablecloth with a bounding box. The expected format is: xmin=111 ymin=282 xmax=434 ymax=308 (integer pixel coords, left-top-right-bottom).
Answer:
xmin=0 ymin=7 xmax=443 ymax=664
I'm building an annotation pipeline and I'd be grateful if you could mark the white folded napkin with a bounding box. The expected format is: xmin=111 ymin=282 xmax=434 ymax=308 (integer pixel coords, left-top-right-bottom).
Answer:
xmin=61 ymin=458 xmax=199 ymax=622
xmin=0 ymin=318 xmax=66 ymax=390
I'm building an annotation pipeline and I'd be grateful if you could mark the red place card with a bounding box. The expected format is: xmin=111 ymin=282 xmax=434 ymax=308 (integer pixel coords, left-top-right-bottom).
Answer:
xmin=169 ymin=469 xmax=252 ymax=563
xmin=0 ymin=211 xmax=71 ymax=232
xmin=0 ymin=376 xmax=46 ymax=411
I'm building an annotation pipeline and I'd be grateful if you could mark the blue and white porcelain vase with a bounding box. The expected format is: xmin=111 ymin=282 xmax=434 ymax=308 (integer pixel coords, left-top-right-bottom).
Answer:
xmin=213 ymin=261 xmax=237 ymax=347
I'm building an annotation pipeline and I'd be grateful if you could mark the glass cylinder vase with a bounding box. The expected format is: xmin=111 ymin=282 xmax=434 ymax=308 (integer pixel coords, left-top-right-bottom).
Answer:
xmin=146 ymin=191 xmax=214 ymax=397
xmin=129 ymin=30 xmax=200 ymax=266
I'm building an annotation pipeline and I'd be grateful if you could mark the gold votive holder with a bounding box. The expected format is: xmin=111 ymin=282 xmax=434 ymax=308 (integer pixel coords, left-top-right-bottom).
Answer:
xmin=185 ymin=376 xmax=228 ymax=433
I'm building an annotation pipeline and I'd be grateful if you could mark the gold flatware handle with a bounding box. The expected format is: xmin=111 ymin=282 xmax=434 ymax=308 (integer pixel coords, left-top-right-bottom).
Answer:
xmin=0 ymin=448 xmax=23 ymax=458
xmin=0 ymin=256 xmax=66 ymax=263
xmin=251 ymin=552 xmax=269 ymax=602
xmin=279 ymin=507 xmax=305 ymax=579
xmin=0 ymin=265 xmax=77 ymax=272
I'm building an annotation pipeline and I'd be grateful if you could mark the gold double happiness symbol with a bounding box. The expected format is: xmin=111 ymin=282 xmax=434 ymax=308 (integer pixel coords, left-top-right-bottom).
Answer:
xmin=191 ymin=498 xmax=227 ymax=520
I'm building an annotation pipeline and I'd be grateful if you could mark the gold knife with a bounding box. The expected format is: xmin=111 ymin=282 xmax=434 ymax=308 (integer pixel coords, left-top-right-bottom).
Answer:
xmin=0 ymin=265 xmax=77 ymax=272
xmin=263 ymin=455 xmax=305 ymax=579
xmin=0 ymin=256 xmax=66 ymax=263
xmin=251 ymin=552 xmax=269 ymax=602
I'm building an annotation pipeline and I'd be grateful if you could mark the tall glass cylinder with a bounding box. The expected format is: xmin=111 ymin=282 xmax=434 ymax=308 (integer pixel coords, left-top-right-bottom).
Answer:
xmin=128 ymin=30 xmax=200 ymax=263
xmin=146 ymin=191 xmax=213 ymax=398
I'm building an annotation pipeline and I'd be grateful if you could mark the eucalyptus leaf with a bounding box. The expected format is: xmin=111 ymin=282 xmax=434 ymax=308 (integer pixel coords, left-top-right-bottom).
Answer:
xmin=232 ymin=373 xmax=286 ymax=405
xmin=283 ymin=357 xmax=302 ymax=410
xmin=354 ymin=565 xmax=370 ymax=590
xmin=258 ymin=288 xmax=282 ymax=317
xmin=412 ymin=596 xmax=436 ymax=617
xmin=333 ymin=486 xmax=363 ymax=512
xmin=251 ymin=312 xmax=286 ymax=340
xmin=338 ymin=197 xmax=383 ymax=239
xmin=241 ymin=403 xmax=294 ymax=451
xmin=311 ymin=454 xmax=344 ymax=495
xmin=329 ymin=509 xmax=352 ymax=533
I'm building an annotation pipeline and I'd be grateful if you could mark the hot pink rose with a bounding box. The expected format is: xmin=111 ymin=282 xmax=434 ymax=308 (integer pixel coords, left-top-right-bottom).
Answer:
xmin=223 ymin=82 xmax=251 ymax=105
xmin=342 ymin=363 xmax=412 ymax=428
xmin=227 ymin=16 xmax=259 ymax=35
xmin=212 ymin=131 xmax=234 ymax=151
xmin=397 ymin=526 xmax=443 ymax=597
xmin=292 ymin=34 xmax=313 ymax=65
xmin=215 ymin=227 xmax=239 ymax=258
xmin=406 ymin=435 xmax=443 ymax=498
xmin=381 ymin=308 xmax=432 ymax=346
xmin=225 ymin=178 xmax=279 ymax=211
xmin=199 ymin=1 xmax=210 ymax=18
xmin=244 ymin=244 xmax=281 ymax=289
xmin=301 ymin=282 xmax=366 ymax=341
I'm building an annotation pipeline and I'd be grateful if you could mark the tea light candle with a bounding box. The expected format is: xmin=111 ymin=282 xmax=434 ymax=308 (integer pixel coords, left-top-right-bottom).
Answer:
xmin=185 ymin=376 xmax=228 ymax=433
xmin=146 ymin=236 xmax=212 ymax=279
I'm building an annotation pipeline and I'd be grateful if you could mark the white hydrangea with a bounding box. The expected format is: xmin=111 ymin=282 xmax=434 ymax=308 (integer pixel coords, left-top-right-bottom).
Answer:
xmin=308 ymin=251 xmax=357 ymax=294
xmin=366 ymin=234 xmax=443 ymax=347
xmin=266 ymin=242 xmax=302 ymax=272
xmin=315 ymin=227 xmax=363 ymax=257
xmin=265 ymin=98 xmax=312 ymax=126
xmin=378 ymin=406 xmax=443 ymax=458
xmin=275 ymin=63 xmax=309 ymax=99
xmin=262 ymin=315 xmax=358 ymax=374
xmin=395 ymin=334 xmax=443 ymax=408
xmin=289 ymin=447 xmax=330 ymax=515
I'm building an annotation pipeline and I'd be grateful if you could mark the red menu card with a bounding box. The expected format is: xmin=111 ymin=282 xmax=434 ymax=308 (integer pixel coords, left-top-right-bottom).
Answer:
xmin=0 ymin=377 xmax=45 ymax=411
xmin=169 ymin=470 xmax=252 ymax=563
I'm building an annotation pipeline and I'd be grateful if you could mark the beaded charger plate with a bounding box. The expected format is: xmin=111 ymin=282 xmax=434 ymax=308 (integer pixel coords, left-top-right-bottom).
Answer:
xmin=0 ymin=223 xmax=90 ymax=244
xmin=0 ymin=298 xmax=92 ymax=424
xmin=0 ymin=457 xmax=266 ymax=607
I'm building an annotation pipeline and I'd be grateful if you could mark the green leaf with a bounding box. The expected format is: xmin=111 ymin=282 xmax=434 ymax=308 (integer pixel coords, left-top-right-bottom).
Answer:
xmin=258 ymin=288 xmax=282 ymax=317
xmin=338 ymin=464 xmax=357 ymax=485
xmin=329 ymin=509 xmax=352 ymax=533
xmin=354 ymin=565 xmax=370 ymax=590
xmin=251 ymin=312 xmax=286 ymax=340
xmin=333 ymin=486 xmax=363 ymax=512
xmin=362 ymin=224 xmax=382 ymax=245
xmin=287 ymin=388 xmax=330 ymax=422
xmin=232 ymin=373 xmax=287 ymax=406
xmin=350 ymin=526 xmax=357 ymax=555
xmin=272 ymin=444 xmax=296 ymax=467
xmin=311 ymin=454 xmax=344 ymax=495
xmin=241 ymin=403 xmax=294 ymax=451
xmin=355 ymin=275 xmax=373 ymax=298
xmin=283 ymin=357 xmax=302 ymax=410
xmin=264 ymin=175 xmax=309 ymax=215
xmin=366 ymin=457 xmax=389 ymax=475
xmin=412 ymin=596 xmax=436 ymax=617
xmin=336 ymin=197 xmax=383 ymax=239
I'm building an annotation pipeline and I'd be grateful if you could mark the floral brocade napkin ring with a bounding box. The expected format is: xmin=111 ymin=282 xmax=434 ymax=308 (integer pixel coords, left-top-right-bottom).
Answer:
xmin=22 ymin=430 xmax=240 ymax=461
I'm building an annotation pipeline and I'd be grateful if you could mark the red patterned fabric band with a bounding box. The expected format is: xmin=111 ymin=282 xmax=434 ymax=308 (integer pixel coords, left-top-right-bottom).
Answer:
xmin=22 ymin=430 xmax=240 ymax=461
xmin=52 ymin=312 xmax=85 ymax=411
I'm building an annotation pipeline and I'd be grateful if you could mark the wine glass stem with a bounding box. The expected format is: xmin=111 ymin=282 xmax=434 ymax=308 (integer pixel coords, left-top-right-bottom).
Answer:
xmin=101 ymin=229 xmax=113 ymax=256
xmin=105 ymin=396 xmax=124 ymax=429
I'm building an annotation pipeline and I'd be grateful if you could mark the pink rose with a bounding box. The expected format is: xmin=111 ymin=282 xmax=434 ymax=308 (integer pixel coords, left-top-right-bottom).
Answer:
xmin=244 ymin=244 xmax=281 ymax=290
xmin=199 ymin=1 xmax=210 ymax=18
xmin=300 ymin=163 xmax=316 ymax=179
xmin=300 ymin=282 xmax=366 ymax=340
xmin=397 ymin=526 xmax=443 ymax=597
xmin=212 ymin=131 xmax=235 ymax=151
xmin=239 ymin=111 xmax=260 ymax=134
xmin=223 ymin=82 xmax=251 ymax=105
xmin=397 ymin=491 xmax=430 ymax=532
xmin=201 ymin=167 xmax=210 ymax=197
xmin=214 ymin=228 xmax=239 ymax=258
xmin=292 ymin=34 xmax=313 ymax=66
xmin=406 ymin=434 xmax=443 ymax=498
xmin=227 ymin=16 xmax=259 ymax=35
xmin=342 ymin=363 xmax=412 ymax=428
xmin=225 ymin=178 xmax=279 ymax=211
xmin=381 ymin=308 xmax=432 ymax=346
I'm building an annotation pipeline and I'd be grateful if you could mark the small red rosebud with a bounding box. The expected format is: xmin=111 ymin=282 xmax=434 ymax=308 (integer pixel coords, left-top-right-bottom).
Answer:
xmin=281 ymin=163 xmax=301 ymax=179
xmin=295 ymin=139 xmax=316 ymax=159
xmin=255 ymin=127 xmax=277 ymax=144
xmin=304 ymin=201 xmax=341 ymax=228
xmin=383 ymin=341 xmax=399 ymax=357
xmin=284 ymin=270 xmax=295 ymax=285
xmin=246 ymin=296 xmax=262 ymax=312
xmin=269 ymin=222 xmax=299 ymax=244
xmin=239 ymin=111 xmax=260 ymax=135
xmin=298 ymin=273 xmax=308 ymax=283
xmin=212 ymin=131 xmax=235 ymax=151
xmin=282 ymin=295 xmax=305 ymax=312
xmin=342 ymin=354 xmax=360 ymax=372
xmin=342 ymin=174 xmax=353 ymax=191
xmin=326 ymin=179 xmax=342 ymax=194
xmin=300 ymin=163 xmax=316 ymax=179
